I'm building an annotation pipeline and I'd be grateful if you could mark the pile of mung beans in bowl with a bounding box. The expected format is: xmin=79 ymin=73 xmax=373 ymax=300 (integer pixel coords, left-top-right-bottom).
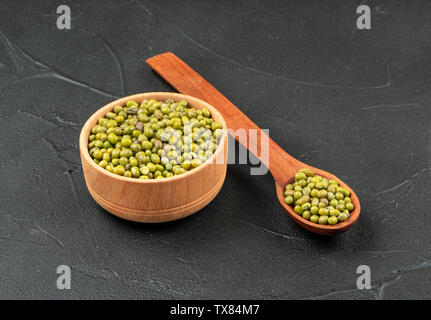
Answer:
xmin=87 ymin=97 xmax=224 ymax=180
xmin=284 ymin=168 xmax=354 ymax=226
xmin=79 ymin=93 xmax=228 ymax=222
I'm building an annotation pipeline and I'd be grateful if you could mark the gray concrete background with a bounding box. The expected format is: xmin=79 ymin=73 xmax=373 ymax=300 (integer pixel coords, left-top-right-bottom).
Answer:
xmin=0 ymin=0 xmax=430 ymax=299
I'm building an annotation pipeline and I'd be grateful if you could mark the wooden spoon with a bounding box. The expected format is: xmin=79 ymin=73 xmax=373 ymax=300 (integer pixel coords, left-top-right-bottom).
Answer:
xmin=146 ymin=52 xmax=360 ymax=235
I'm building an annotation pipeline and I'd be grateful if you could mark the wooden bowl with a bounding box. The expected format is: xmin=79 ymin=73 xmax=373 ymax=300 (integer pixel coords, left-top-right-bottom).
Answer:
xmin=79 ymin=92 xmax=228 ymax=222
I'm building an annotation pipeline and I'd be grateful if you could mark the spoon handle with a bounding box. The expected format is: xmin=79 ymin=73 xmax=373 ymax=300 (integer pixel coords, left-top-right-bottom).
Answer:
xmin=146 ymin=52 xmax=304 ymax=182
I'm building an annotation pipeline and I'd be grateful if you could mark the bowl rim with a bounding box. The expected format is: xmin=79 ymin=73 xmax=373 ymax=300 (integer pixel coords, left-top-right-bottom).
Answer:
xmin=79 ymin=92 xmax=228 ymax=184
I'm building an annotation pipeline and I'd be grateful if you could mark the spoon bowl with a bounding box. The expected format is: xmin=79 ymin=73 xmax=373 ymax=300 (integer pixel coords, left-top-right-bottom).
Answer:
xmin=273 ymin=167 xmax=360 ymax=235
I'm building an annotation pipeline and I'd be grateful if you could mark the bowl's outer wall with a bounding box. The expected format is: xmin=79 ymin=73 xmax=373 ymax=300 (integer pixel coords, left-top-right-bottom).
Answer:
xmin=79 ymin=93 xmax=228 ymax=222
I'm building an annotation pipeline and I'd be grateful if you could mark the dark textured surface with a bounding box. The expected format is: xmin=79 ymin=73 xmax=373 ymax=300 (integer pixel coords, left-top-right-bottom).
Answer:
xmin=0 ymin=0 xmax=430 ymax=299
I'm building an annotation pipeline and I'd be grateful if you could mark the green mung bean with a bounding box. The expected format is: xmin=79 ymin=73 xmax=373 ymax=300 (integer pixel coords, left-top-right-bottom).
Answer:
xmin=285 ymin=169 xmax=354 ymax=226
xmin=88 ymin=99 xmax=223 ymax=179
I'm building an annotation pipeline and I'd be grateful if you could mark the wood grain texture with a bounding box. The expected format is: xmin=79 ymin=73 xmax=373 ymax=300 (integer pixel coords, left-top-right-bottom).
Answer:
xmin=79 ymin=92 xmax=228 ymax=223
xmin=146 ymin=53 xmax=360 ymax=234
